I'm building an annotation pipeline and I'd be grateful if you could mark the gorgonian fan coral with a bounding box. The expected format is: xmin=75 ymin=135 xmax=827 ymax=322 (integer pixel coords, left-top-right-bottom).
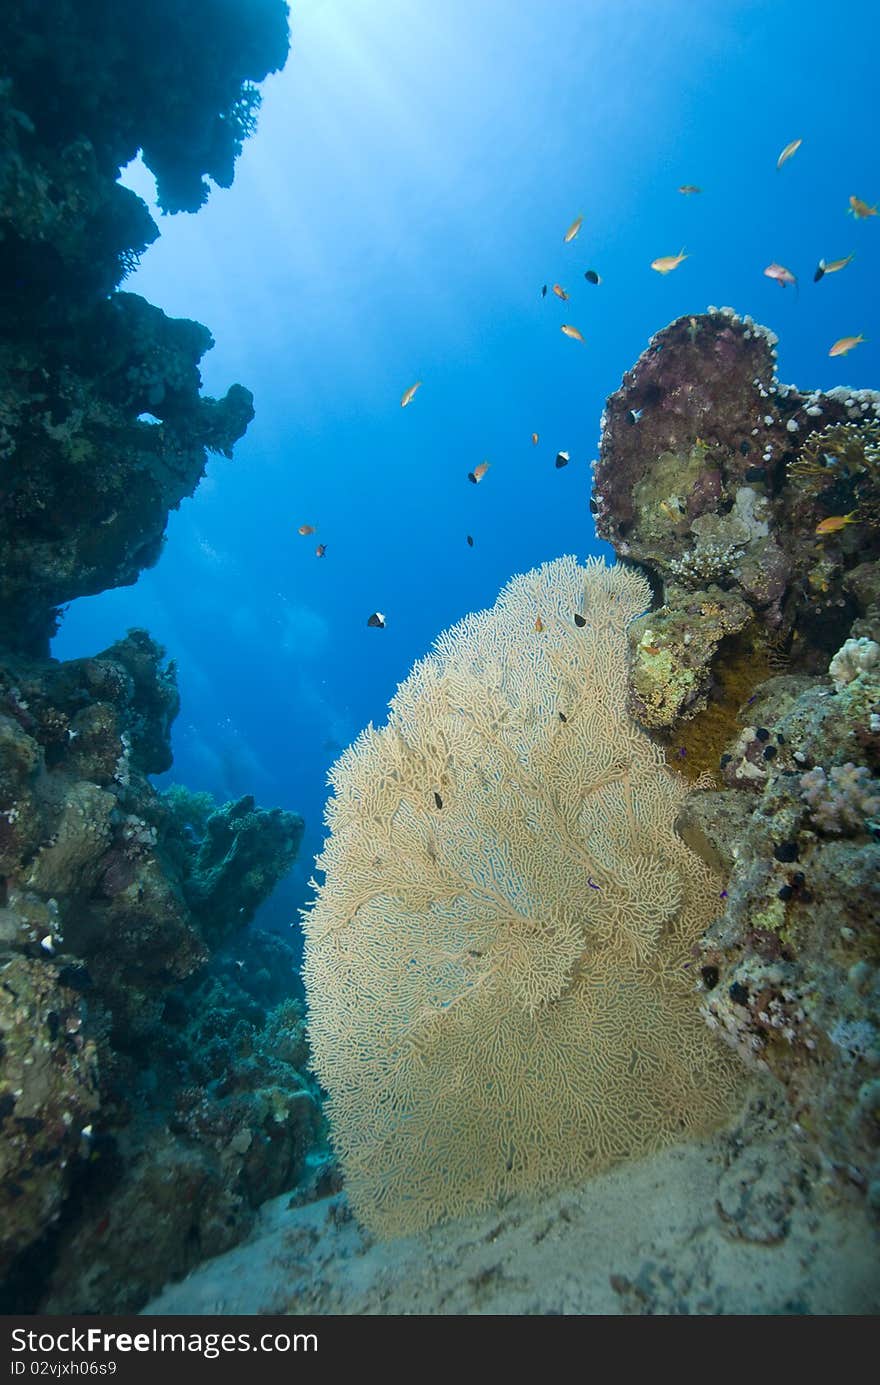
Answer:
xmin=303 ymin=557 xmax=742 ymax=1236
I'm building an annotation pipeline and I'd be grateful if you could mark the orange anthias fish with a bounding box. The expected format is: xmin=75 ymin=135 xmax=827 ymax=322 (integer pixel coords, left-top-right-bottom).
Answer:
xmin=400 ymin=381 xmax=422 ymax=408
xmin=764 ymin=262 xmax=797 ymax=288
xmin=776 ymin=137 xmax=802 ymax=170
xmin=651 ymin=248 xmax=687 ymax=274
xmin=816 ymin=511 xmax=859 ymax=535
xmin=848 ymin=195 xmax=877 ymax=219
xmin=678 ymin=184 xmax=701 ymax=195
xmin=315 ymin=543 xmax=326 ymax=558
xmin=531 ymin=432 xmax=539 ymax=445
xmin=813 ymin=252 xmax=854 ymax=282
xmin=468 ymin=461 xmax=490 ymax=484
xmin=829 ymin=334 xmax=865 ymax=357
xmin=560 ymin=323 xmax=585 ymax=342
xmin=563 ymin=214 xmax=583 ymax=243
xmin=297 ymin=524 xmax=315 ymax=536
xmin=552 ymin=284 xmax=569 ymax=300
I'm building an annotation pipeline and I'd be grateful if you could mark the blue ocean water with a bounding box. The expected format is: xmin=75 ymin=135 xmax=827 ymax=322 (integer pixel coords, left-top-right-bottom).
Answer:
xmin=52 ymin=0 xmax=879 ymax=927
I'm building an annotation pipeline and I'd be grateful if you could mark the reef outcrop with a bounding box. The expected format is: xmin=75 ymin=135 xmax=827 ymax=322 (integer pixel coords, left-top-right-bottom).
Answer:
xmin=594 ymin=308 xmax=879 ymax=736
xmin=595 ymin=309 xmax=880 ymax=1214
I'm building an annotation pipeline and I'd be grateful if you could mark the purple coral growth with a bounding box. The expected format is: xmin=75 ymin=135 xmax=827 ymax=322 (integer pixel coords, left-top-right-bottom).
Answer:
xmin=799 ymin=763 xmax=880 ymax=834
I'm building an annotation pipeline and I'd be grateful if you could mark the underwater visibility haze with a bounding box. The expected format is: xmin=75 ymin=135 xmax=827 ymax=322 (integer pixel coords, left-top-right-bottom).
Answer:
xmin=2 ymin=0 xmax=880 ymax=1317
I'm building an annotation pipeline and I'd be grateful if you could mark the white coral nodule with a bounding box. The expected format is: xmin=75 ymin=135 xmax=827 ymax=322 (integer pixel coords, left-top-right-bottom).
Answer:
xmin=302 ymin=556 xmax=741 ymax=1236
xmin=829 ymin=637 xmax=880 ymax=692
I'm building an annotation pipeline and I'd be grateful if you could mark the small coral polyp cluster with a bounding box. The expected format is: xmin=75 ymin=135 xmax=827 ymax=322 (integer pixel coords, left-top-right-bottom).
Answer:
xmin=594 ymin=310 xmax=880 ymax=1214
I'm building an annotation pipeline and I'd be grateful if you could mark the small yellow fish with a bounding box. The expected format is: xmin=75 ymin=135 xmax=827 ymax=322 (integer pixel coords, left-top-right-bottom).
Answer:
xmin=468 ymin=461 xmax=490 ymax=484
xmin=563 ymin=214 xmax=583 ymax=243
xmin=534 ymin=616 xmax=545 ymax=633
xmin=848 ymin=195 xmax=877 ymax=219
xmin=651 ymin=248 xmax=687 ymax=274
xmin=551 ymin=284 xmax=569 ymax=300
xmin=678 ymin=185 xmax=702 ymax=195
xmin=829 ymin=334 xmax=865 ymax=357
xmin=814 ymin=252 xmax=854 ymax=282
xmin=658 ymin=500 xmax=681 ymax=521
xmin=531 ymin=432 xmax=539 ymax=445
xmin=297 ymin=524 xmax=315 ymax=536
xmin=560 ymin=323 xmax=585 ymax=343
xmin=815 ymin=511 xmax=859 ymax=535
xmin=400 ymin=381 xmax=422 ymax=408
xmin=776 ymin=138 xmax=802 ymax=170
xmin=763 ymin=261 xmax=797 ymax=288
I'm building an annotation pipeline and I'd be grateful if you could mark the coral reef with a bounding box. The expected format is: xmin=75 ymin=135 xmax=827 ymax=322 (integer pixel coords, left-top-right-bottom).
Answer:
xmin=0 ymin=0 xmax=316 ymax=1315
xmin=0 ymin=634 xmax=315 ymax=1310
xmin=596 ymin=313 xmax=880 ymax=1213
xmin=304 ymin=557 xmax=742 ymax=1237
xmin=40 ymin=988 xmax=321 ymax=1316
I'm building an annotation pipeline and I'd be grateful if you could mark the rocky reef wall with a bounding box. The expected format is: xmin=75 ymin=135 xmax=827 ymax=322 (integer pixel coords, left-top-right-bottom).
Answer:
xmin=0 ymin=0 xmax=324 ymax=1314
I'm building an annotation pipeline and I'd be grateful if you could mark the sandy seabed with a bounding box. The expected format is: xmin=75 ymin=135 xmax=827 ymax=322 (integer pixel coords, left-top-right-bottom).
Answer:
xmin=144 ymin=1080 xmax=879 ymax=1316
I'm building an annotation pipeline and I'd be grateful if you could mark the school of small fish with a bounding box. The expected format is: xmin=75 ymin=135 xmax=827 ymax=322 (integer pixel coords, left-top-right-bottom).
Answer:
xmin=300 ymin=144 xmax=874 ymax=631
